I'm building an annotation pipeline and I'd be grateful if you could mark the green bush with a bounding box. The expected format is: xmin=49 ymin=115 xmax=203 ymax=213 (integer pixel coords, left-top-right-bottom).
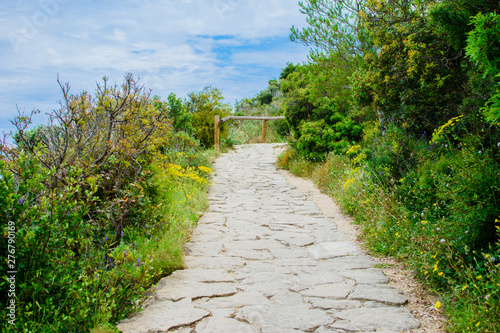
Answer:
xmin=1 ymin=76 xmax=215 ymax=331
xmin=185 ymin=86 xmax=231 ymax=147
xmin=295 ymin=115 xmax=363 ymax=161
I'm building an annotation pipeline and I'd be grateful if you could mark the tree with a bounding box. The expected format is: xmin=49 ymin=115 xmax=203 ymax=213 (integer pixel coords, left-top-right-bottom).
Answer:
xmin=466 ymin=12 xmax=500 ymax=123
xmin=11 ymin=74 xmax=171 ymax=243
xmin=185 ymin=86 xmax=232 ymax=147
xmin=290 ymin=0 xmax=372 ymax=62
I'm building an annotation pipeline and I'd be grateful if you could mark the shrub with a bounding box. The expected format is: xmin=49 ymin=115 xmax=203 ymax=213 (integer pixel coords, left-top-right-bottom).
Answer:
xmin=1 ymin=75 xmax=215 ymax=331
xmin=295 ymin=115 xmax=363 ymax=161
xmin=185 ymin=86 xmax=231 ymax=147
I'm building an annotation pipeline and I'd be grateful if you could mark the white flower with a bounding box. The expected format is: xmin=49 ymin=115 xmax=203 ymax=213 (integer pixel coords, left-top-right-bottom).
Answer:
xmin=440 ymin=239 xmax=446 ymax=243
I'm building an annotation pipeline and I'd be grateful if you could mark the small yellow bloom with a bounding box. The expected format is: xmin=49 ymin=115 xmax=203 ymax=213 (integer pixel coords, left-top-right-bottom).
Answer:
xmin=438 ymin=272 xmax=443 ymax=276
xmin=477 ymin=275 xmax=483 ymax=280
xmin=435 ymin=301 xmax=441 ymax=309
xmin=476 ymin=322 xmax=480 ymax=327
xmin=462 ymin=285 xmax=468 ymax=291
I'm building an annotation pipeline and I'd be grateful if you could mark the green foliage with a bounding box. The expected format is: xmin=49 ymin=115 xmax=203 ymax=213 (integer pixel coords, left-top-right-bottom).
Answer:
xmin=1 ymin=76 xmax=214 ymax=331
xmin=296 ymin=116 xmax=363 ymax=161
xmin=281 ymin=0 xmax=500 ymax=330
xmin=466 ymin=12 xmax=500 ymax=123
xmin=186 ymin=86 xmax=232 ymax=147
xmin=168 ymin=93 xmax=194 ymax=133
xmin=290 ymin=0 xmax=372 ymax=60
xmin=281 ymin=54 xmax=354 ymax=138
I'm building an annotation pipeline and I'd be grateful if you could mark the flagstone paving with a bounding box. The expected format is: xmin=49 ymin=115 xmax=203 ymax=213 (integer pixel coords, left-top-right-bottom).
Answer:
xmin=117 ymin=143 xmax=421 ymax=333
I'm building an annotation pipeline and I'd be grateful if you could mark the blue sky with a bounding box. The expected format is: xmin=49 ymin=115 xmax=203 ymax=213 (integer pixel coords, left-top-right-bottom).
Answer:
xmin=0 ymin=0 xmax=311 ymax=135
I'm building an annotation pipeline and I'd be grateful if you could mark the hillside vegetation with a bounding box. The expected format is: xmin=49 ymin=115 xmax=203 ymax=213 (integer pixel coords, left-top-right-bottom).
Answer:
xmin=268 ymin=0 xmax=499 ymax=331
xmin=0 ymin=79 xmax=233 ymax=331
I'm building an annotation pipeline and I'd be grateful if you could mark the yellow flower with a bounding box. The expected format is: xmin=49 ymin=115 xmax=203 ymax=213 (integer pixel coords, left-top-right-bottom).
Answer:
xmin=438 ymin=272 xmax=443 ymax=276
xmin=462 ymin=285 xmax=468 ymax=291
xmin=476 ymin=322 xmax=480 ymax=327
xmin=198 ymin=166 xmax=213 ymax=173
xmin=346 ymin=145 xmax=361 ymax=155
xmin=477 ymin=275 xmax=482 ymax=280
xmin=435 ymin=301 xmax=441 ymax=309
xmin=343 ymin=178 xmax=357 ymax=189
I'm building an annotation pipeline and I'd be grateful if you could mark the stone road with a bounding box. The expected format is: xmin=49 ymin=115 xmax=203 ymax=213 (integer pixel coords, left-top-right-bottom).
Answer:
xmin=118 ymin=143 xmax=421 ymax=333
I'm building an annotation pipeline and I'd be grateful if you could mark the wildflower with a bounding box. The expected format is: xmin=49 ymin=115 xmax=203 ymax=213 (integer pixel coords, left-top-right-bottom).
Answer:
xmin=134 ymin=241 xmax=137 ymax=249
xmin=105 ymin=236 xmax=108 ymax=242
xmin=485 ymin=294 xmax=491 ymax=301
xmin=198 ymin=166 xmax=213 ymax=173
xmin=435 ymin=301 xmax=441 ymax=309
xmin=137 ymin=258 xmax=141 ymax=266
xmin=124 ymin=250 xmax=127 ymax=258
xmin=440 ymin=239 xmax=446 ymax=243
xmin=462 ymin=285 xmax=468 ymax=291
xmin=421 ymin=220 xmax=428 ymax=224
xmin=438 ymin=272 xmax=443 ymax=276
xmin=476 ymin=322 xmax=480 ymax=327
xmin=343 ymin=178 xmax=357 ymax=189
xmin=477 ymin=275 xmax=482 ymax=280
xmin=19 ymin=198 xmax=24 ymax=204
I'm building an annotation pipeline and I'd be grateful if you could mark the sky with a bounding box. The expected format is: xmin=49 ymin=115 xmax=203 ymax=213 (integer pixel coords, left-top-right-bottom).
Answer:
xmin=0 ymin=0 xmax=311 ymax=135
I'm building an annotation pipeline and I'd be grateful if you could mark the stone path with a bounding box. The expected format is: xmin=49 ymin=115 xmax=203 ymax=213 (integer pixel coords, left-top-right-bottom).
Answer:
xmin=117 ymin=144 xmax=421 ymax=333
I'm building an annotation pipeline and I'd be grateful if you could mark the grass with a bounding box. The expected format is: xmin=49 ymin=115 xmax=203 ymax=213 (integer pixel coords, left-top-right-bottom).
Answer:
xmin=226 ymin=119 xmax=287 ymax=145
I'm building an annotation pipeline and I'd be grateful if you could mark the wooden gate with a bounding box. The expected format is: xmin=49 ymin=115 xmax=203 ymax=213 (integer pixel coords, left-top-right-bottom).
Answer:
xmin=214 ymin=116 xmax=285 ymax=149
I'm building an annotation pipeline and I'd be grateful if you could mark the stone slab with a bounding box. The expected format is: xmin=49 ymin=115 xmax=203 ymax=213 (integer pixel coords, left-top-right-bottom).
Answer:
xmin=236 ymin=304 xmax=334 ymax=331
xmin=348 ymin=284 xmax=408 ymax=305
xmin=308 ymin=241 xmax=361 ymax=259
xmin=335 ymin=307 xmax=421 ymax=331
xmin=194 ymin=317 xmax=256 ymax=333
xmin=156 ymin=282 xmax=237 ymax=301
xmin=300 ymin=281 xmax=355 ymax=300
xmin=117 ymin=298 xmax=209 ymax=333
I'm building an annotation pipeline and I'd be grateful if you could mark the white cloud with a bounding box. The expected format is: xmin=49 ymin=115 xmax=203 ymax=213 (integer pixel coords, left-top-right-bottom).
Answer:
xmin=0 ymin=0 xmax=310 ymax=131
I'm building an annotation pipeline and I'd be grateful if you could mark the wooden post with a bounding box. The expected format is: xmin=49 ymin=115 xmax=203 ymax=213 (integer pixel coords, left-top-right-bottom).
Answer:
xmin=214 ymin=115 xmax=220 ymax=150
xmin=262 ymin=119 xmax=267 ymax=143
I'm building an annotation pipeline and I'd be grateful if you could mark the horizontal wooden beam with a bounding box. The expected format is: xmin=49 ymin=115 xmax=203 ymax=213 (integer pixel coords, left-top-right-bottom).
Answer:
xmin=220 ymin=116 xmax=285 ymax=123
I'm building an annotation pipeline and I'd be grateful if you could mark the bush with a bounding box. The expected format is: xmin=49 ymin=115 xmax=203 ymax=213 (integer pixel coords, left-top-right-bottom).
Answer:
xmin=185 ymin=86 xmax=231 ymax=147
xmin=295 ymin=115 xmax=363 ymax=161
xmin=1 ymin=76 xmax=215 ymax=331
